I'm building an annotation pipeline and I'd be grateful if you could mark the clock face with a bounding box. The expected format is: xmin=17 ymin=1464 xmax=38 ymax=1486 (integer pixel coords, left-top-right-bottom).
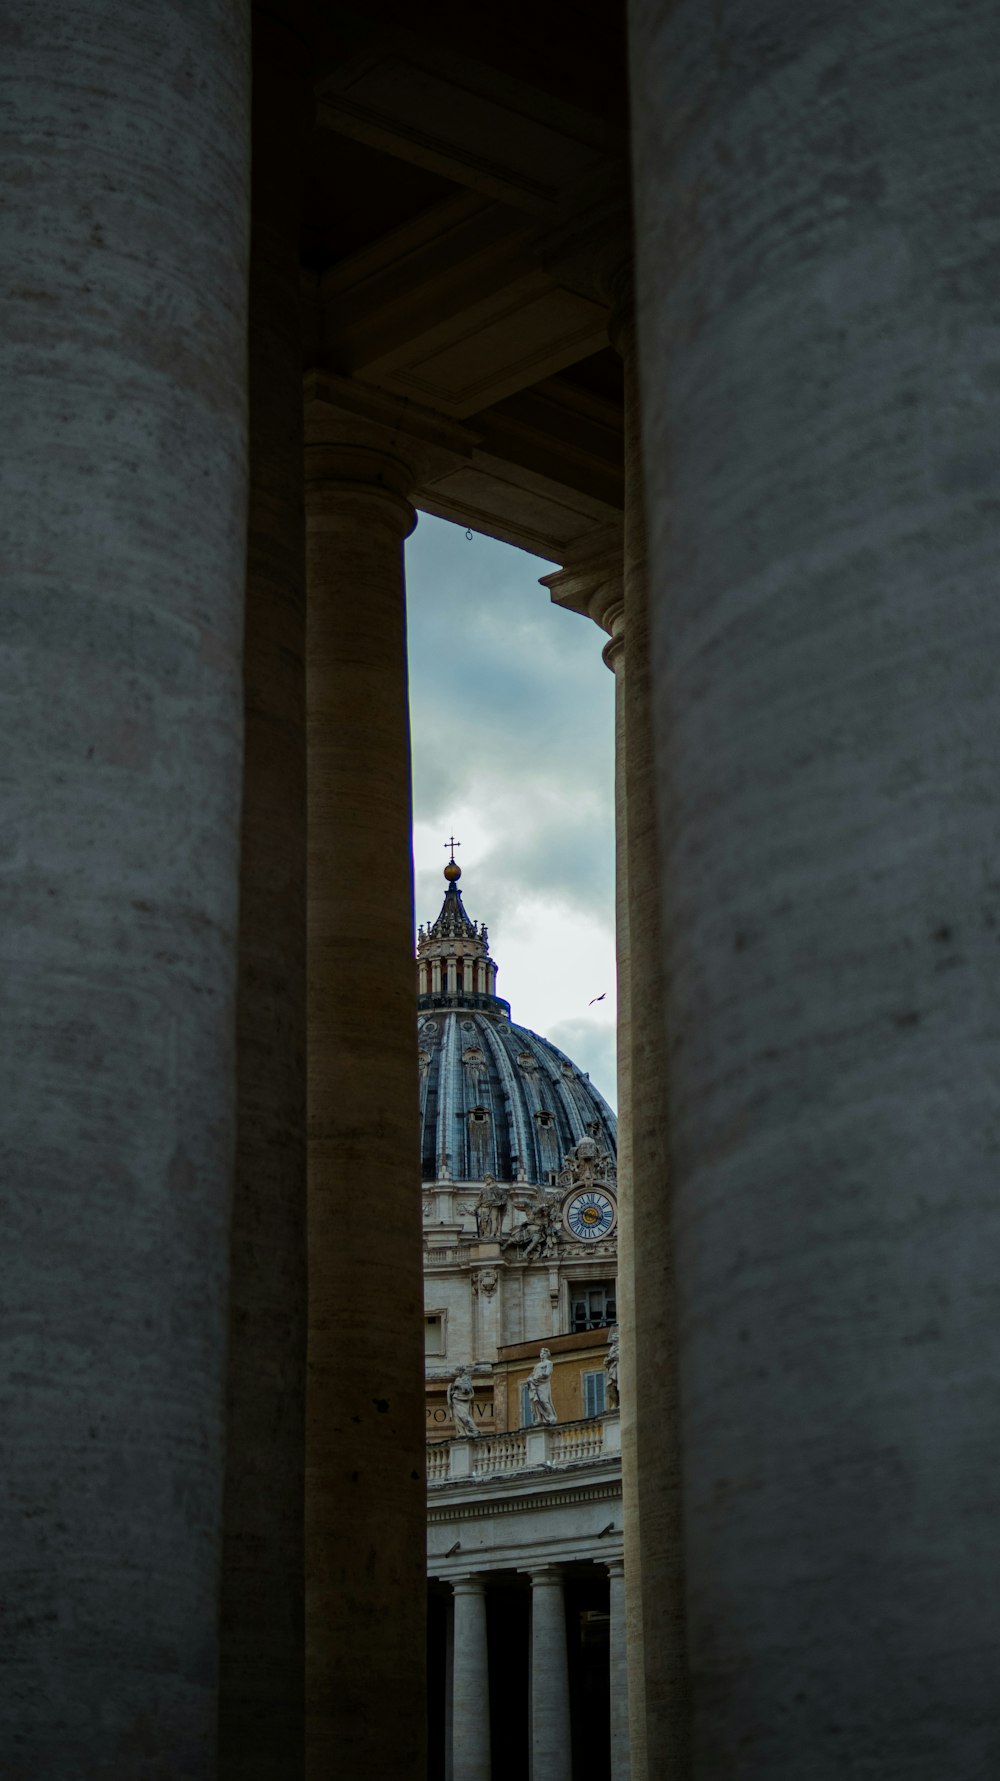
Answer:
xmin=563 ymin=1188 xmax=617 ymax=1243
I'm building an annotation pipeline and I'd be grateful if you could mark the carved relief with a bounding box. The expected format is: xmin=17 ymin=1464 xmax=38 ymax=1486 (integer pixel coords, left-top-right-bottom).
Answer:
xmin=557 ymin=1126 xmax=617 ymax=1196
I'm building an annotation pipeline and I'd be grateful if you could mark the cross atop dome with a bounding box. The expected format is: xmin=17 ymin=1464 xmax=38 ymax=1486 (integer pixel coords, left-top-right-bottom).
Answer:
xmin=443 ymin=836 xmax=461 ymax=883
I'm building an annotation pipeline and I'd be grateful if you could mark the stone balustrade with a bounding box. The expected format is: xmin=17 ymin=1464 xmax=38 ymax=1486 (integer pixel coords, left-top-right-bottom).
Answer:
xmin=427 ymin=1411 xmax=621 ymax=1486
xmin=426 ymin=1444 xmax=450 ymax=1484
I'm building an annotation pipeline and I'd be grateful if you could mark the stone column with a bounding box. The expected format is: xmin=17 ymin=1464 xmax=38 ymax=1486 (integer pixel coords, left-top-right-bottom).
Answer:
xmin=599 ymin=600 xmax=650 ymax=1781
xmin=629 ymin=3 xmax=1000 ymax=1775
xmin=451 ymin=1577 xmax=492 ymax=1781
xmin=0 ymin=6 xmax=250 ymax=1775
xmin=219 ymin=11 xmax=307 ymax=1775
xmin=606 ymin=1559 xmax=631 ymax=1781
xmin=612 ymin=276 xmax=689 ymax=1778
xmin=305 ymin=442 xmax=426 ymax=1781
xmin=528 ymin=1567 xmax=572 ymax=1781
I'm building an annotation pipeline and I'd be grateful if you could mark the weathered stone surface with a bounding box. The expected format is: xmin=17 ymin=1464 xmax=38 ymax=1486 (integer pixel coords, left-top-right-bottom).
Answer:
xmin=0 ymin=2 xmax=250 ymax=1773
xmin=630 ymin=1 xmax=1000 ymax=1773
xmin=614 ymin=300 xmax=690 ymax=1780
xmin=219 ymin=10 xmax=307 ymax=1777
xmin=304 ymin=444 xmax=426 ymax=1781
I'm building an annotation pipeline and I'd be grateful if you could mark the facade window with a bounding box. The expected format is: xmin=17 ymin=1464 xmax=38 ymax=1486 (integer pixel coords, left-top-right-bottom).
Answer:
xmin=520 ymin=1382 xmax=535 ymax=1428
xmin=425 ymin=1313 xmax=446 ymax=1357
xmin=583 ymin=1370 xmax=607 ymax=1418
xmin=570 ymin=1282 xmax=617 ymax=1332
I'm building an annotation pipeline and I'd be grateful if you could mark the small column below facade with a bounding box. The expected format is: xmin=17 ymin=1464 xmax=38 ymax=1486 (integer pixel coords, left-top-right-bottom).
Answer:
xmin=451 ymin=1577 xmax=491 ymax=1781
xmin=528 ymin=1567 xmax=572 ymax=1781
xmin=606 ymin=1559 xmax=631 ymax=1781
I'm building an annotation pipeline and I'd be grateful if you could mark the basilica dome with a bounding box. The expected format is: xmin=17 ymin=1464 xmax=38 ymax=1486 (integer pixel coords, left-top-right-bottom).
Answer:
xmin=416 ymin=859 xmax=617 ymax=1185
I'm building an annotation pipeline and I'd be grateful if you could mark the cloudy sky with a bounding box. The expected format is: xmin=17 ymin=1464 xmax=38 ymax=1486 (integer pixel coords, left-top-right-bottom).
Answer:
xmin=405 ymin=513 xmax=618 ymax=1109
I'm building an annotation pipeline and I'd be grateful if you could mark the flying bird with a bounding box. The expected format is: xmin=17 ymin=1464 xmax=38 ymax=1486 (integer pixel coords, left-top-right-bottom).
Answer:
xmin=588 ymin=992 xmax=606 ymax=1005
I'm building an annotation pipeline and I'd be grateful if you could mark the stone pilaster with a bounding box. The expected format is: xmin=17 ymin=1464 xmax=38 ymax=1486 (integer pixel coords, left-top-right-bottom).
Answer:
xmin=451 ymin=1577 xmax=492 ymax=1781
xmin=527 ymin=1566 xmax=573 ymax=1781
xmin=629 ymin=2 xmax=1000 ymax=1772
xmin=0 ymin=2 xmax=251 ymax=1771
xmin=606 ymin=1558 xmax=631 ymax=1781
xmin=304 ymin=442 xmax=425 ymax=1781
xmin=219 ymin=11 xmax=307 ymax=1774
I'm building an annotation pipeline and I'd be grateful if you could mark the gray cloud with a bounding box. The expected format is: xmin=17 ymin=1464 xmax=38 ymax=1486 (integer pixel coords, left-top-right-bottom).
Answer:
xmin=408 ymin=516 xmax=615 ymax=924
xmin=544 ymin=1018 xmax=618 ymax=1114
xmin=407 ymin=514 xmax=618 ymax=1108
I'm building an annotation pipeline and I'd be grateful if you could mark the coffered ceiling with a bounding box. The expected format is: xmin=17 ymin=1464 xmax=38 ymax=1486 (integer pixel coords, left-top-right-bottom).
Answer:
xmin=301 ymin=2 xmax=630 ymax=568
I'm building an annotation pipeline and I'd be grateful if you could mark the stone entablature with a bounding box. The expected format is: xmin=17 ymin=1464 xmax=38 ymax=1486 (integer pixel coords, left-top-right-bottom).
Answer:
xmin=427 ymin=1442 xmax=623 ymax=1582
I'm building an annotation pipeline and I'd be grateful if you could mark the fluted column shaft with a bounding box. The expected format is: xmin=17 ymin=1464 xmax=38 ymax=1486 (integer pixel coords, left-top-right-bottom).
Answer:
xmin=0 ymin=4 xmax=250 ymax=1772
xmin=629 ymin=2 xmax=1000 ymax=1774
xmin=220 ymin=11 xmax=307 ymax=1774
xmin=606 ymin=1559 xmax=631 ymax=1781
xmin=528 ymin=1567 xmax=572 ymax=1781
xmin=305 ymin=444 xmax=425 ymax=1781
xmin=452 ymin=1577 xmax=492 ymax=1781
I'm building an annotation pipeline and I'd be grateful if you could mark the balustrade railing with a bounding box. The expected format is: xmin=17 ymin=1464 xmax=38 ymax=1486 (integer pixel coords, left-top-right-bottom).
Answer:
xmin=426 ymin=1443 xmax=450 ymax=1482
xmin=471 ymin=1429 xmax=527 ymax=1476
xmin=427 ymin=1411 xmax=620 ymax=1486
xmin=550 ymin=1417 xmax=603 ymax=1464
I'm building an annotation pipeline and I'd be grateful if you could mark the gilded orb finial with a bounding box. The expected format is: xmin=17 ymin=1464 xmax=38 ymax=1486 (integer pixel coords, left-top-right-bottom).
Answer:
xmin=443 ymin=835 xmax=461 ymax=881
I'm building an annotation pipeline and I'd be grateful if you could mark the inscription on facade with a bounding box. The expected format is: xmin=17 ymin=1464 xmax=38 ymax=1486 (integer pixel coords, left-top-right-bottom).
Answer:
xmin=427 ymin=1400 xmax=494 ymax=1426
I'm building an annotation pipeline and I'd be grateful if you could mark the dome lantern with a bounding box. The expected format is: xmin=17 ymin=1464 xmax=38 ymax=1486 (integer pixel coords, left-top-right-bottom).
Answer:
xmin=416 ymin=843 xmax=506 ymax=1017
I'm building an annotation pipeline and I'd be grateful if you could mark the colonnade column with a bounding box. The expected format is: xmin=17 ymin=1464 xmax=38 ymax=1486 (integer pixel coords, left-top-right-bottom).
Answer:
xmin=628 ymin=3 xmax=1000 ymax=1774
xmin=219 ymin=9 xmax=307 ymax=1773
xmin=610 ymin=271 xmax=689 ymax=1778
xmin=598 ymin=598 xmax=649 ymax=1781
xmin=606 ymin=1559 xmax=631 ymax=1781
xmin=0 ymin=5 xmax=251 ymax=1773
xmin=305 ymin=442 xmax=426 ymax=1780
xmin=528 ymin=1567 xmax=572 ymax=1781
xmin=451 ymin=1577 xmax=492 ymax=1781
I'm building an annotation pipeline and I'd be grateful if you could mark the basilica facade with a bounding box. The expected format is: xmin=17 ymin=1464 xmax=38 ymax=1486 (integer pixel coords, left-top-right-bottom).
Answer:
xmin=416 ymin=861 xmax=626 ymax=1779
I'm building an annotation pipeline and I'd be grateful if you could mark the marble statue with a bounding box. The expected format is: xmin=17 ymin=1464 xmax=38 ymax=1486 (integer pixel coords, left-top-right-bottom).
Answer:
xmin=447 ymin=1366 xmax=478 ymax=1439
xmin=527 ymin=1348 xmax=557 ymax=1425
xmin=604 ymin=1325 xmax=619 ymax=1410
xmin=460 ymin=1173 xmax=507 ymax=1238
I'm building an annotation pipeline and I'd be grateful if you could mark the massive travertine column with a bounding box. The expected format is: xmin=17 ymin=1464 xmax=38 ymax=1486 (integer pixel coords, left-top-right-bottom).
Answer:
xmin=606 ymin=1559 xmax=631 ymax=1781
xmin=613 ymin=285 xmax=690 ymax=1779
xmin=451 ymin=1577 xmax=491 ymax=1781
xmin=219 ymin=11 xmax=306 ymax=1776
xmin=305 ymin=443 xmax=426 ymax=1780
xmin=0 ymin=4 xmax=250 ymax=1774
xmin=629 ymin=2 xmax=1000 ymax=1774
xmin=528 ymin=1567 xmax=572 ymax=1781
